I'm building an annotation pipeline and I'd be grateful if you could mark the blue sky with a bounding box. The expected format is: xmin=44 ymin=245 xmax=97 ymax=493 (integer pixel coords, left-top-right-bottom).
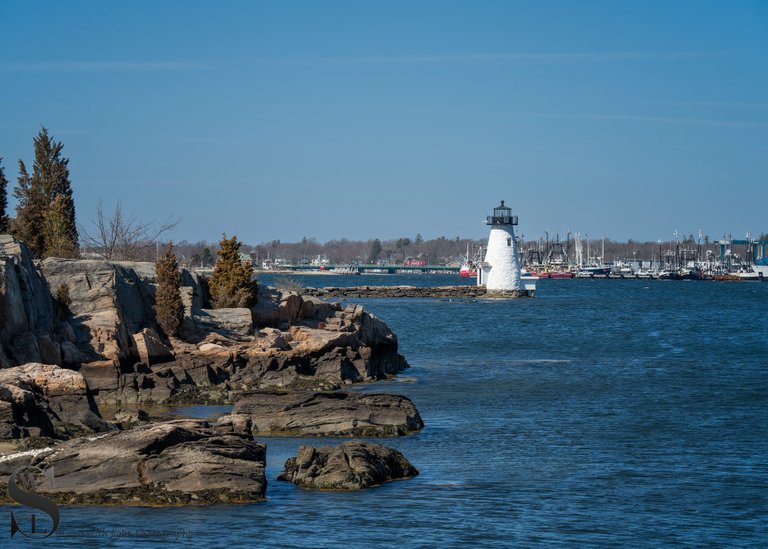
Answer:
xmin=1 ymin=1 xmax=766 ymax=244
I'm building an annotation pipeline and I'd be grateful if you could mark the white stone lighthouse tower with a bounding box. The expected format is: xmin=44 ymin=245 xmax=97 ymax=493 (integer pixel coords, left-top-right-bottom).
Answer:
xmin=478 ymin=200 xmax=522 ymax=292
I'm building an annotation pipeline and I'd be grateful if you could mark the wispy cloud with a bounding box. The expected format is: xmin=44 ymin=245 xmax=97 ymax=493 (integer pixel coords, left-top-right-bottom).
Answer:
xmin=319 ymin=50 xmax=722 ymax=65
xmin=501 ymin=111 xmax=768 ymax=129
xmin=0 ymin=51 xmax=722 ymax=71
xmin=649 ymin=99 xmax=768 ymax=109
xmin=0 ymin=61 xmax=208 ymax=72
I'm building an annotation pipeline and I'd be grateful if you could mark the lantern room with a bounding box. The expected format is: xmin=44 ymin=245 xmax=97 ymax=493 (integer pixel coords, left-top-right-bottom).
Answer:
xmin=485 ymin=200 xmax=518 ymax=226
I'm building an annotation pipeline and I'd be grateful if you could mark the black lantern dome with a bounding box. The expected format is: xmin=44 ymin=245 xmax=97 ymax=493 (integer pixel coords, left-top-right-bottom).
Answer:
xmin=485 ymin=200 xmax=518 ymax=225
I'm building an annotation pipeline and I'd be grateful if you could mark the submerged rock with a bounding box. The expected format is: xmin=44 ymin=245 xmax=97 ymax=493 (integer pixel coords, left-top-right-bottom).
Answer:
xmin=232 ymin=390 xmax=424 ymax=437
xmin=278 ymin=441 xmax=418 ymax=490
xmin=0 ymin=419 xmax=266 ymax=505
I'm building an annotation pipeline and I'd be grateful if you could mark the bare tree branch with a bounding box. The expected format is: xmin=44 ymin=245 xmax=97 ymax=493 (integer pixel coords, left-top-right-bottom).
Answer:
xmin=79 ymin=199 xmax=180 ymax=261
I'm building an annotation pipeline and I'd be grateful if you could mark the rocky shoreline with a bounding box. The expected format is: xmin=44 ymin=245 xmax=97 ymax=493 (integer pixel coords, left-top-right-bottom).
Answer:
xmin=0 ymin=235 xmax=421 ymax=504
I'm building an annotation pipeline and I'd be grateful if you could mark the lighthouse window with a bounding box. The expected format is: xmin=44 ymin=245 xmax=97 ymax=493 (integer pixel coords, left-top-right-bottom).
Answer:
xmin=507 ymin=237 xmax=512 ymax=247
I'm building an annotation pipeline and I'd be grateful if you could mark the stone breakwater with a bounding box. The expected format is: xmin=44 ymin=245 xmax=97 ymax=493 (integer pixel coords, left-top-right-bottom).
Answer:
xmin=302 ymin=285 xmax=529 ymax=299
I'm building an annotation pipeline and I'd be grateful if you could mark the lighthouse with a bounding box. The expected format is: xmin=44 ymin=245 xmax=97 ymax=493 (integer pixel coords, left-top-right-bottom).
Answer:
xmin=477 ymin=200 xmax=523 ymax=292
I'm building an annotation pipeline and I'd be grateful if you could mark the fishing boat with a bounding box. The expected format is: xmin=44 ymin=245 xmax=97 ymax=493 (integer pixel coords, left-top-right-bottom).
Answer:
xmin=713 ymin=269 xmax=760 ymax=282
xmin=459 ymin=262 xmax=477 ymax=277
xmin=712 ymin=248 xmax=762 ymax=281
xmin=575 ymin=265 xmax=611 ymax=278
xmin=459 ymin=244 xmax=483 ymax=277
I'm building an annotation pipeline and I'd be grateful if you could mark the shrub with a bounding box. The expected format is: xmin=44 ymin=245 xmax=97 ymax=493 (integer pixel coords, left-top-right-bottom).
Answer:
xmin=274 ymin=276 xmax=304 ymax=293
xmin=208 ymin=234 xmax=258 ymax=308
xmin=155 ymin=243 xmax=184 ymax=337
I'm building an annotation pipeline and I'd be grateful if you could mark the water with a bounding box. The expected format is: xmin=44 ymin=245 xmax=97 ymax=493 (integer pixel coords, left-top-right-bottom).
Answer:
xmin=4 ymin=279 xmax=767 ymax=546
xmin=170 ymin=405 xmax=233 ymax=419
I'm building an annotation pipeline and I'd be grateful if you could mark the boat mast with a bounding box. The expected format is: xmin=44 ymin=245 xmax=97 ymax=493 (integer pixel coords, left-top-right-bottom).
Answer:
xmin=601 ymin=235 xmax=605 ymax=266
xmin=586 ymin=234 xmax=590 ymax=266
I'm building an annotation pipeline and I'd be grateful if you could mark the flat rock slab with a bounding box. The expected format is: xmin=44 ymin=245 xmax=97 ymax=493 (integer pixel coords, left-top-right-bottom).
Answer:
xmin=278 ymin=441 xmax=418 ymax=490
xmin=0 ymin=419 xmax=266 ymax=505
xmin=232 ymin=390 xmax=424 ymax=437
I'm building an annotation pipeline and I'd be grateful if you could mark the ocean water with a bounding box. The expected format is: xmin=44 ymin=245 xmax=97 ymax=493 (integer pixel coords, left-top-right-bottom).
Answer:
xmin=3 ymin=278 xmax=767 ymax=547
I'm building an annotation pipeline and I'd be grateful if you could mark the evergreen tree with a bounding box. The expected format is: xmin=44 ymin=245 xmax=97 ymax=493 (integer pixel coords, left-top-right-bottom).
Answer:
xmin=209 ymin=234 xmax=258 ymax=308
xmin=0 ymin=158 xmax=9 ymax=233
xmin=43 ymin=195 xmax=78 ymax=258
xmin=13 ymin=128 xmax=78 ymax=257
xmin=12 ymin=160 xmax=46 ymax=255
xmin=155 ymin=243 xmax=185 ymax=337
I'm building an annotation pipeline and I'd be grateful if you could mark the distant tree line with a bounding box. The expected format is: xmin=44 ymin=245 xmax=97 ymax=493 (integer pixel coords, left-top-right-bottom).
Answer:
xmin=168 ymin=232 xmax=768 ymax=269
xmin=244 ymin=234 xmax=486 ymax=266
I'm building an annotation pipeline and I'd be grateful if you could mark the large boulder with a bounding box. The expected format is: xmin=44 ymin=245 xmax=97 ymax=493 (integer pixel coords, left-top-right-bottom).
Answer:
xmin=0 ymin=419 xmax=266 ymax=505
xmin=252 ymin=287 xmax=338 ymax=329
xmin=0 ymin=363 xmax=112 ymax=438
xmin=132 ymin=327 xmax=174 ymax=365
xmin=0 ymin=236 xmax=55 ymax=365
xmin=41 ymin=259 xmax=206 ymax=367
xmin=42 ymin=258 xmax=156 ymax=365
xmin=232 ymin=390 xmax=424 ymax=437
xmin=278 ymin=441 xmax=418 ymax=490
xmin=250 ymin=286 xmax=282 ymax=327
xmin=235 ymin=290 xmax=408 ymax=391
xmin=192 ymin=308 xmax=253 ymax=338
xmin=79 ymin=348 xmax=239 ymax=407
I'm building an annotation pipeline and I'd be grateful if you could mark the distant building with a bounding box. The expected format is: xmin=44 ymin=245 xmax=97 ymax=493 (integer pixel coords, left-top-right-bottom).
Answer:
xmin=403 ymin=257 xmax=426 ymax=266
